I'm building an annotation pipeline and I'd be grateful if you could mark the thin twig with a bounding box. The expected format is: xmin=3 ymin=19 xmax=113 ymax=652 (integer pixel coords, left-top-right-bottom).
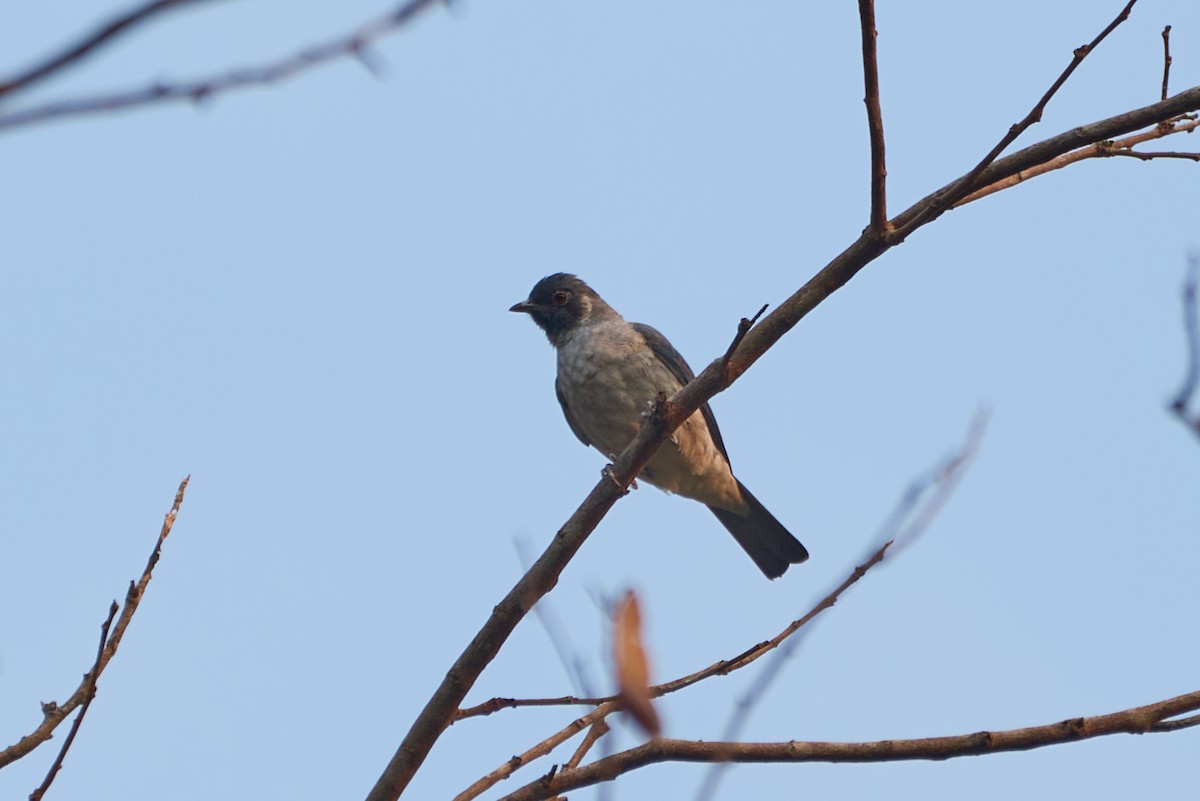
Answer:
xmin=515 ymin=538 xmax=597 ymax=699
xmin=1162 ymin=25 xmax=1173 ymax=102
xmin=451 ymin=704 xmax=618 ymax=801
xmin=455 ymin=695 xmax=607 ymax=722
xmin=0 ymin=477 xmax=190 ymax=769
xmin=889 ymin=0 xmax=1139 ymax=242
xmin=456 ymin=483 xmax=957 ymax=799
xmin=373 ymin=83 xmax=1200 ymax=801
xmin=0 ymin=0 xmax=223 ymax=100
xmin=720 ymin=304 xmax=768 ymax=370
xmin=496 ymin=690 xmax=1200 ymax=801
xmin=27 ymin=602 xmax=119 ymax=801
xmin=0 ymin=0 xmax=444 ymax=133
xmin=953 ymin=115 xmax=1199 ymax=206
xmin=566 ymin=720 xmax=610 ymax=770
xmin=374 ymin=13 xmax=1199 ymax=796
xmin=892 ymin=410 xmax=988 ymax=553
xmin=1151 ymin=711 xmax=1200 ymax=732
xmin=1169 ymin=255 xmax=1200 ymax=439
xmin=453 ymin=544 xmax=894 ymax=800
xmin=695 ymin=412 xmax=986 ymax=801
xmin=1104 ymin=148 xmax=1200 ymax=161
xmin=857 ymin=0 xmax=889 ymax=235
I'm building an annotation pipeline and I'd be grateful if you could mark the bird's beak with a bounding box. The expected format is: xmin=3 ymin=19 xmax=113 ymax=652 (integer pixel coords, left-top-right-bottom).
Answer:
xmin=509 ymin=300 xmax=536 ymax=314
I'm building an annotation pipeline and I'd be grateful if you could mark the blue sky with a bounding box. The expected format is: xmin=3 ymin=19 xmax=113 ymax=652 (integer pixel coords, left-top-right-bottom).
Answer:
xmin=2 ymin=1 xmax=1198 ymax=799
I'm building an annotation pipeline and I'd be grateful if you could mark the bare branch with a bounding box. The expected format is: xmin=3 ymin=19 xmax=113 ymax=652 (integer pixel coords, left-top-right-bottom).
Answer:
xmin=696 ymin=413 xmax=985 ymax=801
xmin=515 ymin=539 xmax=598 ymax=699
xmin=456 ymin=535 xmax=901 ymax=725
xmin=0 ymin=0 xmax=444 ymax=134
xmin=0 ymin=0 xmax=223 ymax=101
xmin=954 ymin=115 xmax=1199 ymax=205
xmin=723 ymin=93 xmax=1200 ymax=397
xmin=1162 ymin=25 xmax=1173 ymax=102
xmin=0 ymin=477 xmax=189 ymax=769
xmin=496 ymin=690 xmax=1200 ymax=801
xmin=452 ymin=417 xmax=988 ymax=800
xmin=718 ymin=304 xmax=768 ymax=383
xmin=453 ymin=539 xmax=898 ymax=795
xmin=451 ymin=704 xmax=617 ymax=801
xmin=857 ymin=0 xmax=889 ymax=235
xmin=1151 ymin=711 xmax=1200 ymax=732
xmin=369 ymin=81 xmax=1200 ymax=800
xmin=454 ymin=695 xmax=606 ymax=722
xmin=565 ymin=720 xmax=610 ymax=770
xmin=1104 ymin=147 xmax=1200 ymax=161
xmin=889 ymin=0 xmax=1139 ymax=242
xmin=367 ymin=304 xmax=782 ymax=801
xmin=892 ymin=410 xmax=988 ymax=552
xmin=27 ymin=602 xmax=119 ymax=801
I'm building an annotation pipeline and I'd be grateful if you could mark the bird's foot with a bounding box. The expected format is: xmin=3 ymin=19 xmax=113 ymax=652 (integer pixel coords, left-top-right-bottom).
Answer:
xmin=603 ymin=464 xmax=636 ymax=493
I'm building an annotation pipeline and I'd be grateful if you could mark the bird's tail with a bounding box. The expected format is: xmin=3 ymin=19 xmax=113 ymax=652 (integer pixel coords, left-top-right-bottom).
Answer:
xmin=708 ymin=481 xmax=808 ymax=579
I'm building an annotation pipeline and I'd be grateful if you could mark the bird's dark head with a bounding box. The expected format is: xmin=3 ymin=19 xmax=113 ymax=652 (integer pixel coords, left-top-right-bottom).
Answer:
xmin=510 ymin=273 xmax=615 ymax=346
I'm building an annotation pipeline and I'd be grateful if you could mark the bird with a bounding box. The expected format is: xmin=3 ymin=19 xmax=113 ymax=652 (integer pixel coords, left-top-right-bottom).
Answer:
xmin=510 ymin=273 xmax=808 ymax=579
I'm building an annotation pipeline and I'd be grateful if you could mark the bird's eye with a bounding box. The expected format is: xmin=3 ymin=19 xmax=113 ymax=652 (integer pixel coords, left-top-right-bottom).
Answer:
xmin=551 ymin=290 xmax=571 ymax=306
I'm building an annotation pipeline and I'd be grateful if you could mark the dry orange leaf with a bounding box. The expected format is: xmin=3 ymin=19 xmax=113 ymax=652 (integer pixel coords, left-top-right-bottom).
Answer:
xmin=612 ymin=590 xmax=661 ymax=737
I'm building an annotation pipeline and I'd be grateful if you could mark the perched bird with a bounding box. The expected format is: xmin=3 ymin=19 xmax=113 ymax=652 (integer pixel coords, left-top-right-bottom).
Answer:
xmin=510 ymin=274 xmax=808 ymax=579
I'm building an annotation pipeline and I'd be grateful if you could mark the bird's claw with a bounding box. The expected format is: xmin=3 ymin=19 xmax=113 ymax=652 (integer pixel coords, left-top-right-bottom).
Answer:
xmin=603 ymin=464 xmax=636 ymax=493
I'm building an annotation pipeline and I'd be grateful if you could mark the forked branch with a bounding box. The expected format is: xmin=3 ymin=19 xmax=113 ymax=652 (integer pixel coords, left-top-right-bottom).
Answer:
xmin=369 ymin=7 xmax=1200 ymax=799
xmin=27 ymin=602 xmax=119 ymax=801
xmin=0 ymin=477 xmax=189 ymax=770
xmin=455 ymin=414 xmax=986 ymax=801
xmin=495 ymin=690 xmax=1200 ymax=801
xmin=0 ymin=0 xmax=220 ymax=100
xmin=888 ymin=0 xmax=1139 ymax=242
xmin=0 ymin=0 xmax=444 ymax=133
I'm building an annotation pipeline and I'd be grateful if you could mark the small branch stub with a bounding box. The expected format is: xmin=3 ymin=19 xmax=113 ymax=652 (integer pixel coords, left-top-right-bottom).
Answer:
xmin=1162 ymin=25 xmax=1173 ymax=101
xmin=721 ymin=304 xmax=768 ymax=376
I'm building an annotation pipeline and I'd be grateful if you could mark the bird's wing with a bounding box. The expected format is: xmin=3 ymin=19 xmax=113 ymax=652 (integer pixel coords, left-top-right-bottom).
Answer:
xmin=632 ymin=322 xmax=731 ymax=463
xmin=555 ymin=378 xmax=592 ymax=447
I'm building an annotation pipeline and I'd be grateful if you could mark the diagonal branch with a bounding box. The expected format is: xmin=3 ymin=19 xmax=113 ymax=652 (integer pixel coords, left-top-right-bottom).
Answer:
xmin=496 ymin=690 xmax=1200 ymax=801
xmin=364 ymin=7 xmax=1200 ymax=791
xmin=725 ymin=91 xmax=1200 ymax=397
xmin=888 ymin=0 xmax=1139 ymax=242
xmin=0 ymin=0 xmax=444 ymax=134
xmin=452 ymin=703 xmax=618 ymax=801
xmin=364 ymin=309 xmax=768 ymax=801
xmin=565 ymin=719 xmax=610 ymax=770
xmin=953 ymin=114 xmax=1199 ymax=206
xmin=452 ymin=543 xmax=894 ymax=801
xmin=0 ymin=477 xmax=189 ymax=769
xmin=857 ymin=0 xmax=889 ymax=235
xmin=28 ymin=602 xmax=119 ymax=801
xmin=0 ymin=0 xmax=224 ymax=101
xmin=454 ymin=416 xmax=986 ymax=801
xmin=366 ymin=82 xmax=1200 ymax=801
xmin=696 ymin=412 xmax=986 ymax=801
xmin=460 ymin=409 xmax=987 ymax=727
